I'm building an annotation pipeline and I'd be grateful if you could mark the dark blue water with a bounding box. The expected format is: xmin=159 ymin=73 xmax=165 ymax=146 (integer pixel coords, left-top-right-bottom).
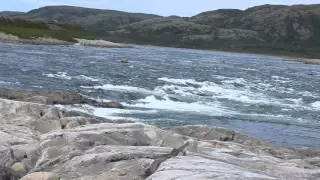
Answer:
xmin=1 ymin=43 xmax=319 ymax=149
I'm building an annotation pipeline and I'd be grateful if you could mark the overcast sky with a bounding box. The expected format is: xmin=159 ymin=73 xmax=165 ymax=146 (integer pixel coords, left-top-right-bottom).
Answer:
xmin=0 ymin=0 xmax=319 ymax=16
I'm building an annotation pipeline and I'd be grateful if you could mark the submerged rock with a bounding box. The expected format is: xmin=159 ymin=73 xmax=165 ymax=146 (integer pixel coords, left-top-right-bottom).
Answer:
xmin=113 ymin=120 xmax=135 ymax=124
xmin=120 ymin=59 xmax=129 ymax=64
xmin=101 ymin=102 xmax=124 ymax=109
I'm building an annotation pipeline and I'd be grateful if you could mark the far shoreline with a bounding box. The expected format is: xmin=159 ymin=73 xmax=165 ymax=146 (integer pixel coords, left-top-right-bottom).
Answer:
xmin=135 ymin=43 xmax=320 ymax=65
xmin=1 ymin=37 xmax=319 ymax=65
xmin=0 ymin=32 xmax=133 ymax=48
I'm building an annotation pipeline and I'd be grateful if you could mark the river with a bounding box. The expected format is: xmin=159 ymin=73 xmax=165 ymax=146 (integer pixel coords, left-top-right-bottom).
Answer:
xmin=0 ymin=43 xmax=319 ymax=148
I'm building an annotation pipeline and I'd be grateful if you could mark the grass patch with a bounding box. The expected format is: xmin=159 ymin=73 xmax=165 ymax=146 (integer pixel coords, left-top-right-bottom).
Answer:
xmin=0 ymin=17 xmax=94 ymax=42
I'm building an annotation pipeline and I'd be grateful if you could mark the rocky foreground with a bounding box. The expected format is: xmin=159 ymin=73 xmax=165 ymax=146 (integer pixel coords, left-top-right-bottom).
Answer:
xmin=0 ymin=89 xmax=320 ymax=180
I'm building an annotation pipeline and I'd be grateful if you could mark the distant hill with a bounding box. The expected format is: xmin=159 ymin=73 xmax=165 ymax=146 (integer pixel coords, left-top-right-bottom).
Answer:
xmin=106 ymin=4 xmax=320 ymax=58
xmin=1 ymin=4 xmax=320 ymax=58
xmin=22 ymin=6 xmax=161 ymax=34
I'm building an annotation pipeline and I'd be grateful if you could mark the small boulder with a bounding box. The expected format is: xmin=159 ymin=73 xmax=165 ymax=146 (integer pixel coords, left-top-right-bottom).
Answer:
xmin=11 ymin=162 xmax=27 ymax=175
xmin=101 ymin=102 xmax=124 ymax=109
xmin=65 ymin=121 xmax=81 ymax=129
xmin=120 ymin=59 xmax=129 ymax=63
xmin=20 ymin=172 xmax=60 ymax=180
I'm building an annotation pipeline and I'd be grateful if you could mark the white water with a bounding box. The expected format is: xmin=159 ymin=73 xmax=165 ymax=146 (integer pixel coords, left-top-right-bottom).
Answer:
xmin=75 ymin=75 xmax=320 ymax=123
xmin=124 ymin=95 xmax=232 ymax=116
xmin=43 ymin=72 xmax=100 ymax=82
xmin=311 ymin=101 xmax=320 ymax=110
xmin=83 ymin=84 xmax=156 ymax=95
xmin=0 ymin=81 xmax=20 ymax=85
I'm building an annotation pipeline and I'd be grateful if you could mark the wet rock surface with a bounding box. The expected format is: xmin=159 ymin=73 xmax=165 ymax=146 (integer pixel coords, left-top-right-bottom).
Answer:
xmin=101 ymin=102 xmax=125 ymax=109
xmin=0 ymin=88 xmax=125 ymax=109
xmin=0 ymin=88 xmax=94 ymax=105
xmin=0 ymin=96 xmax=319 ymax=180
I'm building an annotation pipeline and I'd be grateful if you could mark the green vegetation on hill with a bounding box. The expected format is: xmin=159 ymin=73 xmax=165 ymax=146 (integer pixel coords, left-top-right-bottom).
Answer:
xmin=0 ymin=17 xmax=93 ymax=42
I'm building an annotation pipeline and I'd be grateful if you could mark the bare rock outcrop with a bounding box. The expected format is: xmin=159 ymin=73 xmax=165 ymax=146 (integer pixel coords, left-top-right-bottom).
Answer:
xmin=0 ymin=88 xmax=95 ymax=105
xmin=14 ymin=123 xmax=318 ymax=180
xmin=0 ymin=97 xmax=319 ymax=180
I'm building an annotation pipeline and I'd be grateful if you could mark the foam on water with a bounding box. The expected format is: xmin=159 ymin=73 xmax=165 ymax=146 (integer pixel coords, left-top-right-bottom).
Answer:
xmin=155 ymin=84 xmax=197 ymax=97
xmin=82 ymin=76 xmax=315 ymax=114
xmin=43 ymin=72 xmax=72 ymax=80
xmin=84 ymin=84 xmax=155 ymax=95
xmin=124 ymin=95 xmax=232 ymax=116
xmin=299 ymin=91 xmax=318 ymax=98
xmin=241 ymin=68 xmax=259 ymax=72
xmin=56 ymin=104 xmax=155 ymax=121
xmin=271 ymin=76 xmax=291 ymax=83
xmin=75 ymin=75 xmax=100 ymax=82
xmin=0 ymin=80 xmax=20 ymax=85
xmin=195 ymin=80 xmax=283 ymax=106
xmin=43 ymin=72 xmax=100 ymax=82
xmin=158 ymin=77 xmax=202 ymax=85
xmin=311 ymin=101 xmax=320 ymax=110
xmin=222 ymin=78 xmax=247 ymax=85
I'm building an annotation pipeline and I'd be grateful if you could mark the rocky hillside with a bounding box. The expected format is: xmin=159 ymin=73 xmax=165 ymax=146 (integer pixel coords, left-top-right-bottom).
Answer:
xmin=1 ymin=4 xmax=320 ymax=58
xmin=107 ymin=4 xmax=320 ymax=58
xmin=193 ymin=5 xmax=320 ymax=43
